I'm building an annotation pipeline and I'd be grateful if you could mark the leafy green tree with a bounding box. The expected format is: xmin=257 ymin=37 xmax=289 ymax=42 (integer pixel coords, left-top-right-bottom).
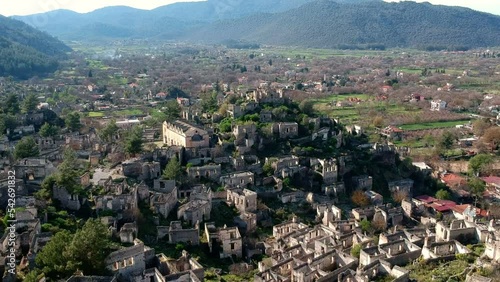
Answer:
xmin=283 ymin=177 xmax=291 ymax=188
xmin=162 ymin=156 xmax=182 ymax=181
xmin=299 ymin=99 xmax=314 ymax=116
xmin=438 ymin=130 xmax=455 ymax=150
xmin=468 ymin=177 xmax=486 ymax=199
xmin=435 ymin=189 xmax=451 ymax=200
xmin=99 ymin=119 xmax=119 ymax=142
xmin=35 ymin=230 xmax=74 ymax=279
xmin=359 ymin=219 xmax=371 ymax=233
xmin=219 ymin=118 xmax=233 ymax=133
xmin=262 ymin=163 xmax=274 ymax=176
xmin=14 ymin=136 xmax=39 ymax=159
xmin=351 ymin=244 xmax=362 ymax=258
xmin=0 ymin=114 xmax=18 ymax=134
xmin=35 ymin=219 xmax=113 ymax=279
xmin=200 ymin=92 xmax=218 ymax=114
xmin=66 ymin=219 xmax=113 ymax=275
xmin=469 ymin=154 xmax=493 ymax=176
xmin=65 ymin=112 xmax=82 ymax=132
xmin=3 ymin=93 xmax=20 ymax=115
xmin=22 ymin=93 xmax=39 ymax=113
xmin=23 ymin=269 xmax=44 ymax=282
xmin=39 ymin=122 xmax=59 ymax=137
xmin=164 ymin=100 xmax=181 ymax=121
xmin=57 ymin=149 xmax=80 ymax=193
xmin=124 ymin=126 xmax=143 ymax=155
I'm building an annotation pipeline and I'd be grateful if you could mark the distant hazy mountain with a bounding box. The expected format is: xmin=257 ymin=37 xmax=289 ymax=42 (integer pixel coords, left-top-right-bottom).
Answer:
xmin=0 ymin=15 xmax=70 ymax=79
xmin=15 ymin=0 xmax=323 ymax=40
xmin=14 ymin=0 xmax=500 ymax=49
xmin=186 ymin=0 xmax=500 ymax=49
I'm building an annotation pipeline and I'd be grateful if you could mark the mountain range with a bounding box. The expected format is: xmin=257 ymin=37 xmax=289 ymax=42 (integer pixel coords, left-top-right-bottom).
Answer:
xmin=0 ymin=15 xmax=70 ymax=79
xmin=11 ymin=0 xmax=500 ymax=50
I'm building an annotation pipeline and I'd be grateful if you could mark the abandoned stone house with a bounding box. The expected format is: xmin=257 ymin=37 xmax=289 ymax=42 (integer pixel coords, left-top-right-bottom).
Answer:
xmin=152 ymin=179 xmax=175 ymax=193
xmin=119 ymin=222 xmax=138 ymax=244
xmin=187 ymin=164 xmax=221 ymax=181
xmin=158 ymin=251 xmax=204 ymax=281
xmin=232 ymin=123 xmax=257 ymax=140
xmin=359 ymin=239 xmax=421 ymax=267
xmin=485 ymin=229 xmax=500 ymax=262
xmin=95 ymin=192 xmax=138 ymax=214
xmin=35 ymin=136 xmax=59 ymax=150
xmin=163 ymin=119 xmax=210 ymax=148
xmin=163 ymin=221 xmax=200 ymax=245
xmin=273 ymin=217 xmax=309 ymax=240
xmin=23 ymin=112 xmax=45 ymax=126
xmin=246 ymin=86 xmax=286 ymax=104
xmin=227 ymin=104 xmax=243 ymax=118
xmin=271 ymin=156 xmax=300 ymax=177
xmin=351 ymin=175 xmax=373 ymax=191
xmin=105 ymin=240 xmax=154 ymax=279
xmin=255 ymin=249 xmax=357 ymax=282
xmin=318 ymin=204 xmax=343 ymax=226
xmin=321 ymin=183 xmax=346 ymax=199
xmin=388 ymin=179 xmax=414 ymax=196
xmin=317 ymin=158 xmax=339 ymax=185
xmin=220 ymin=171 xmax=254 ymax=189
xmin=421 ymin=240 xmax=470 ymax=260
xmin=234 ymin=211 xmax=257 ymax=234
xmin=14 ymin=158 xmax=56 ymax=184
xmin=435 ymin=219 xmax=480 ymax=243
xmin=232 ymin=155 xmax=261 ymax=173
xmin=226 ymin=188 xmax=257 ymax=213
xmin=205 ymin=223 xmax=243 ymax=259
xmin=378 ymin=228 xmax=434 ymax=248
xmin=260 ymin=110 xmax=273 ymax=122
xmin=121 ymin=158 xmax=160 ymax=180
xmin=273 ymin=122 xmax=299 ymax=139
xmin=53 ymin=186 xmax=82 ymax=211
xmin=354 ymin=260 xmax=410 ymax=282
xmin=365 ymin=191 xmax=384 ymax=205
xmin=150 ymin=186 xmax=178 ymax=219
xmin=1 ymin=217 xmax=40 ymax=257
xmin=65 ymin=133 xmax=93 ymax=150
xmin=177 ymin=199 xmax=211 ymax=226
xmin=279 ymin=190 xmax=305 ymax=204
xmin=351 ymin=204 xmax=403 ymax=227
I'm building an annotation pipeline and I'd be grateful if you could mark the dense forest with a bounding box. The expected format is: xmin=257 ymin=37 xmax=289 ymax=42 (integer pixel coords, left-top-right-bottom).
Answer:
xmin=12 ymin=0 xmax=500 ymax=50
xmin=0 ymin=16 xmax=70 ymax=79
xmin=187 ymin=0 xmax=500 ymax=49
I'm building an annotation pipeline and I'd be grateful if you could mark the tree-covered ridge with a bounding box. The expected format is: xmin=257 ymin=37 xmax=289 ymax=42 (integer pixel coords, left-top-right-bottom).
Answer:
xmin=14 ymin=0 xmax=323 ymax=41
xmin=187 ymin=0 xmax=500 ymax=49
xmin=14 ymin=0 xmax=500 ymax=49
xmin=0 ymin=16 xmax=70 ymax=79
xmin=0 ymin=15 xmax=70 ymax=56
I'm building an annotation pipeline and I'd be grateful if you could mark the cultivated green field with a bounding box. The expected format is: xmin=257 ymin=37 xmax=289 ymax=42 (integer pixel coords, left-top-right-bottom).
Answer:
xmin=399 ymin=120 xmax=470 ymax=131
xmin=87 ymin=109 xmax=144 ymax=118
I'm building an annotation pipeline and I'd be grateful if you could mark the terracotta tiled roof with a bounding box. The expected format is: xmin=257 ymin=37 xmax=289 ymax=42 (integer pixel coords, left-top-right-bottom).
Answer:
xmin=441 ymin=173 xmax=467 ymax=187
xmin=429 ymin=200 xmax=456 ymax=212
xmin=481 ymin=176 xmax=500 ymax=186
xmin=415 ymin=195 xmax=437 ymax=204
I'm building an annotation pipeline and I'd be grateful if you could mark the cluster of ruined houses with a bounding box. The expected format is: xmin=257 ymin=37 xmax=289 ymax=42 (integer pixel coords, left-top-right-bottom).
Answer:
xmin=1 ymin=84 xmax=498 ymax=282
xmin=253 ymin=196 xmax=500 ymax=282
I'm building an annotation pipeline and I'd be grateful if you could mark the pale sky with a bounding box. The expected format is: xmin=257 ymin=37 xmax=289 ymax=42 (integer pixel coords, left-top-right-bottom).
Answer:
xmin=0 ymin=0 xmax=499 ymax=16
